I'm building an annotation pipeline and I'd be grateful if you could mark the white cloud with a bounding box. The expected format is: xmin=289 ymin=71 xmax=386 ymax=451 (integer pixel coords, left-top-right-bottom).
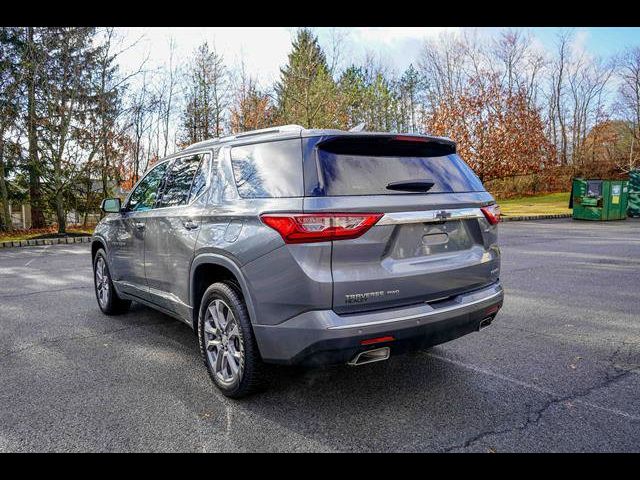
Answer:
xmin=571 ymin=28 xmax=592 ymax=60
xmin=317 ymin=27 xmax=460 ymax=73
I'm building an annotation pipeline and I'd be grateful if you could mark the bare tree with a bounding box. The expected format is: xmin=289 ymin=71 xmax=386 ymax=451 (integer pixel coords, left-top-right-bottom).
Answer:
xmin=229 ymin=58 xmax=276 ymax=133
xmin=616 ymin=46 xmax=640 ymax=171
xmin=159 ymin=37 xmax=179 ymax=157
xmin=181 ymin=41 xmax=228 ymax=144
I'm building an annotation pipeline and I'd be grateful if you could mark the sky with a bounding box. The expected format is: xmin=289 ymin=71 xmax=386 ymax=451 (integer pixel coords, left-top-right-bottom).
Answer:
xmin=115 ymin=27 xmax=640 ymax=87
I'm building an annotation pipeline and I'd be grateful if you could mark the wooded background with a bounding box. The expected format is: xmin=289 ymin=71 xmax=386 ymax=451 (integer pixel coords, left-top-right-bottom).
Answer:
xmin=1 ymin=27 xmax=639 ymax=233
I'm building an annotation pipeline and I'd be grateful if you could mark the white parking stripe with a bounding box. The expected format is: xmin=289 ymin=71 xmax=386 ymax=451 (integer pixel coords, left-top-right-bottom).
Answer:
xmin=425 ymin=352 xmax=640 ymax=421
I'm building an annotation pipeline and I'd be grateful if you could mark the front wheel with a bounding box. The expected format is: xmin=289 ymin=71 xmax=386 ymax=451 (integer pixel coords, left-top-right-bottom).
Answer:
xmin=197 ymin=282 xmax=267 ymax=398
xmin=93 ymin=248 xmax=131 ymax=315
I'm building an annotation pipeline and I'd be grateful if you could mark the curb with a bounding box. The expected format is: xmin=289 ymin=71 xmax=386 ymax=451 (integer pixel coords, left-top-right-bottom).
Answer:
xmin=0 ymin=236 xmax=92 ymax=249
xmin=501 ymin=214 xmax=572 ymax=222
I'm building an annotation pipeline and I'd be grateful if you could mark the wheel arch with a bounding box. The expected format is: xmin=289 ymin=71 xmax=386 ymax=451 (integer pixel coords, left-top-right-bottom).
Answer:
xmin=91 ymin=237 xmax=107 ymax=262
xmin=190 ymin=253 xmax=257 ymax=330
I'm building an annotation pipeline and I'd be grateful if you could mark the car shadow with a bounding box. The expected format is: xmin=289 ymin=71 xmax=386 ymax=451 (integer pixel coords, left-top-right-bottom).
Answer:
xmin=115 ymin=302 xmax=524 ymax=452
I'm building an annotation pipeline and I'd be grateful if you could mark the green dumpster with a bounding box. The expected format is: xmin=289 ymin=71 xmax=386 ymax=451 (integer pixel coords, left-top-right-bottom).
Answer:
xmin=570 ymin=178 xmax=629 ymax=221
xmin=629 ymin=169 xmax=640 ymax=218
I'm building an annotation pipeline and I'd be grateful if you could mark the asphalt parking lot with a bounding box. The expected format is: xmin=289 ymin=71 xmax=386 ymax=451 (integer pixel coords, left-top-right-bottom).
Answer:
xmin=1 ymin=218 xmax=639 ymax=452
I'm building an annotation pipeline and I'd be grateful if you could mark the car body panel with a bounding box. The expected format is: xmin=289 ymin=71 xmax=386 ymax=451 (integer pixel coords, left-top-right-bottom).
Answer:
xmin=97 ymin=210 xmax=150 ymax=301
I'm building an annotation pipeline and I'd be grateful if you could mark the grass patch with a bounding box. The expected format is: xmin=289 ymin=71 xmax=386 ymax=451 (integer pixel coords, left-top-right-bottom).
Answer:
xmin=496 ymin=192 xmax=571 ymax=217
xmin=0 ymin=226 xmax=95 ymax=243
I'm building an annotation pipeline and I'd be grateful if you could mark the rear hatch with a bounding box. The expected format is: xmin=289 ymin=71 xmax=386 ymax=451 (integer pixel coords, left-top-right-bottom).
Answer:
xmin=301 ymin=134 xmax=500 ymax=314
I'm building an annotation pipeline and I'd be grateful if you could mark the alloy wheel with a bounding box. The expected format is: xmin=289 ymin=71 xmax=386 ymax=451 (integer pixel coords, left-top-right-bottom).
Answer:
xmin=95 ymin=256 xmax=110 ymax=308
xmin=204 ymin=299 xmax=244 ymax=385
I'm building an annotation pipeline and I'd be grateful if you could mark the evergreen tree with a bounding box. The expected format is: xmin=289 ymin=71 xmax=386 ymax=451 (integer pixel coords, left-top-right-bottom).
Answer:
xmin=338 ymin=65 xmax=367 ymax=129
xmin=37 ymin=27 xmax=102 ymax=233
xmin=275 ymin=28 xmax=341 ymax=128
xmin=0 ymin=27 xmax=23 ymax=230
xmin=397 ymin=64 xmax=423 ymax=133
xmin=338 ymin=62 xmax=399 ymax=132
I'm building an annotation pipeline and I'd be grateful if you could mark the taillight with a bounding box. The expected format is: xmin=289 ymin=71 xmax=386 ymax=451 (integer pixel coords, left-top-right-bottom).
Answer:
xmin=260 ymin=213 xmax=383 ymax=244
xmin=481 ymin=204 xmax=501 ymax=225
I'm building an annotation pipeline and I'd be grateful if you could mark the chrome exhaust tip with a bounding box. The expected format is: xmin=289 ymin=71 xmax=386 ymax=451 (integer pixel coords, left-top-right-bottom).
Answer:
xmin=478 ymin=317 xmax=493 ymax=330
xmin=348 ymin=347 xmax=390 ymax=366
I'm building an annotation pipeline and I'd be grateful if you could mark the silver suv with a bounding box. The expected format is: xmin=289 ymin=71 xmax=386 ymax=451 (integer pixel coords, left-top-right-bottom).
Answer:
xmin=92 ymin=125 xmax=503 ymax=398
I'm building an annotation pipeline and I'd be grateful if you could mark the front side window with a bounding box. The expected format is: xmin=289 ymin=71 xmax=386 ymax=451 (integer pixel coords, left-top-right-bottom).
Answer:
xmin=156 ymin=154 xmax=203 ymax=208
xmin=231 ymin=139 xmax=303 ymax=198
xmin=126 ymin=162 xmax=169 ymax=212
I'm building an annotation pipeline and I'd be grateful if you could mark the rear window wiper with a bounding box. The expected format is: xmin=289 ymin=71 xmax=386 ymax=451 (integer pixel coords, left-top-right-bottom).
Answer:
xmin=386 ymin=180 xmax=435 ymax=192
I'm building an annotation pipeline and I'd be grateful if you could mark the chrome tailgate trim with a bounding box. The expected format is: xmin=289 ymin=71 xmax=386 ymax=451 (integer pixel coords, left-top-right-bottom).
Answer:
xmin=377 ymin=208 xmax=484 ymax=225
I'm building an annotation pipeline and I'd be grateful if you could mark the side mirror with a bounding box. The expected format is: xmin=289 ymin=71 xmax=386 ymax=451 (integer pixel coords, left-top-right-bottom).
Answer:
xmin=101 ymin=198 xmax=122 ymax=213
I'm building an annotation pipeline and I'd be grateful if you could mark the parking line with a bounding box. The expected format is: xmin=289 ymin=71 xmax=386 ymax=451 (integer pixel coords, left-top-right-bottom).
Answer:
xmin=425 ymin=352 xmax=640 ymax=421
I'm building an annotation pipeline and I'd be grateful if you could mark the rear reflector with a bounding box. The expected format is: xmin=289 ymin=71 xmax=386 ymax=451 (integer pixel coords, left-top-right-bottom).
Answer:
xmin=360 ymin=336 xmax=395 ymax=346
xmin=480 ymin=204 xmax=501 ymax=225
xmin=260 ymin=213 xmax=382 ymax=244
xmin=485 ymin=304 xmax=501 ymax=315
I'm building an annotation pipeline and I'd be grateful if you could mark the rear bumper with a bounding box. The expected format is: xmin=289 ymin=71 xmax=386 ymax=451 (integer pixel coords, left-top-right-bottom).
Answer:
xmin=253 ymin=281 xmax=503 ymax=366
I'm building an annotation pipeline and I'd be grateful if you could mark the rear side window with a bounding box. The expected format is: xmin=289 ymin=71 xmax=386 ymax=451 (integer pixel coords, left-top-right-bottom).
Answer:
xmin=311 ymin=136 xmax=484 ymax=196
xmin=231 ymin=139 xmax=303 ymax=198
xmin=157 ymin=154 xmax=203 ymax=208
xmin=188 ymin=153 xmax=211 ymax=202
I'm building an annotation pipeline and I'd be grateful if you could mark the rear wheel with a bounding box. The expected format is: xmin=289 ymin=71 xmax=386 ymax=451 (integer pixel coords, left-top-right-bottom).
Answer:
xmin=93 ymin=249 xmax=131 ymax=315
xmin=197 ymin=282 xmax=267 ymax=398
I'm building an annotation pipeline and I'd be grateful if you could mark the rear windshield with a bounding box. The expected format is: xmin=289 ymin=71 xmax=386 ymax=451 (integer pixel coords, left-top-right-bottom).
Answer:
xmin=313 ymin=137 xmax=484 ymax=196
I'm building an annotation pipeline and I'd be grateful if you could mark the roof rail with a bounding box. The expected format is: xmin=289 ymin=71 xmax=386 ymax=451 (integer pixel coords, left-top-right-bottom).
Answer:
xmin=184 ymin=137 xmax=221 ymax=150
xmin=183 ymin=125 xmax=305 ymax=151
xmin=232 ymin=124 xmax=304 ymax=139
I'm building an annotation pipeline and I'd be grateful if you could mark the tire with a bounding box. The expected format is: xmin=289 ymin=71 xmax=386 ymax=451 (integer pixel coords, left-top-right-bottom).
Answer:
xmin=197 ymin=281 xmax=267 ymax=398
xmin=93 ymin=248 xmax=131 ymax=315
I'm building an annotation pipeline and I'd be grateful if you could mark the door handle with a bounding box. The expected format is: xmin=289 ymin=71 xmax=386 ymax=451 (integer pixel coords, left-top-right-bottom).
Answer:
xmin=183 ymin=220 xmax=199 ymax=230
xmin=134 ymin=222 xmax=145 ymax=230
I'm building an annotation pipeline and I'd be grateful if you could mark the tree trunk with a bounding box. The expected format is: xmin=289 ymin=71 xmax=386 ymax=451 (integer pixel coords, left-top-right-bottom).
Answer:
xmin=83 ymin=175 xmax=92 ymax=227
xmin=26 ymin=27 xmax=46 ymax=228
xmin=56 ymin=189 xmax=66 ymax=234
xmin=0 ymin=138 xmax=13 ymax=231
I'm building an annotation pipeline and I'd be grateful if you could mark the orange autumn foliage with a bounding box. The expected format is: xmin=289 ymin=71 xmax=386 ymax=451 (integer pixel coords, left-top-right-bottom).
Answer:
xmin=425 ymin=74 xmax=556 ymax=181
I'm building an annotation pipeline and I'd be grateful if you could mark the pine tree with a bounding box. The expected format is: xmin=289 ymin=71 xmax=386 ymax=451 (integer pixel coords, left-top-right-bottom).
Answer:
xmin=398 ymin=64 xmax=423 ymax=133
xmin=0 ymin=27 xmax=22 ymax=230
xmin=23 ymin=27 xmax=47 ymax=228
xmin=38 ymin=27 xmax=102 ymax=233
xmin=275 ymin=28 xmax=341 ymax=128
xmin=337 ymin=62 xmax=399 ymax=132
xmin=338 ymin=66 xmax=367 ymax=129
